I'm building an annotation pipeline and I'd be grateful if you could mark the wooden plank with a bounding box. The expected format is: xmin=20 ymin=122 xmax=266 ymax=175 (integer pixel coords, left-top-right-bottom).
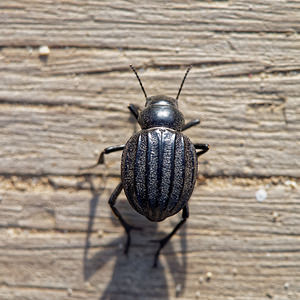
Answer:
xmin=0 ymin=178 xmax=299 ymax=300
xmin=1 ymin=1 xmax=300 ymax=48
xmin=1 ymin=0 xmax=300 ymax=299
xmin=0 ymin=69 xmax=300 ymax=177
xmin=0 ymin=3 xmax=299 ymax=178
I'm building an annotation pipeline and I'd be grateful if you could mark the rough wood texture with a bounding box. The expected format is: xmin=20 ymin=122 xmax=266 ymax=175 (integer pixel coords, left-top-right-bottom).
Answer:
xmin=0 ymin=1 xmax=299 ymax=299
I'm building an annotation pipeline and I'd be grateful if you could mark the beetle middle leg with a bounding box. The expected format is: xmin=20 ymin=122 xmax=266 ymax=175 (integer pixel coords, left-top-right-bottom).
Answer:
xmin=109 ymin=182 xmax=141 ymax=254
xmin=152 ymin=205 xmax=189 ymax=268
xmin=94 ymin=144 xmax=125 ymax=165
xmin=194 ymin=143 xmax=210 ymax=157
xmin=80 ymin=145 xmax=125 ymax=169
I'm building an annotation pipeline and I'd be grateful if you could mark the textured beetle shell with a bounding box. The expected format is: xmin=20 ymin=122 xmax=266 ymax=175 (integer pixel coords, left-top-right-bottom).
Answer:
xmin=121 ymin=127 xmax=197 ymax=222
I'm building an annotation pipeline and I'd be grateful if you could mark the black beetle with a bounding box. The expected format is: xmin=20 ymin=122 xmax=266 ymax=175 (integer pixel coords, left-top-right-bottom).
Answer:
xmin=96 ymin=65 xmax=209 ymax=267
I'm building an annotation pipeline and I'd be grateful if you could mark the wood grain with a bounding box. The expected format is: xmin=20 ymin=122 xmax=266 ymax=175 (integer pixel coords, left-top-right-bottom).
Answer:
xmin=0 ymin=1 xmax=299 ymax=299
xmin=1 ymin=177 xmax=299 ymax=300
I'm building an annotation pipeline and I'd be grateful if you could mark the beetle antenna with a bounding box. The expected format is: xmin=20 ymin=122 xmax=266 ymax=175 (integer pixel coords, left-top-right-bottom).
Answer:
xmin=130 ymin=64 xmax=148 ymax=100
xmin=176 ymin=65 xmax=192 ymax=100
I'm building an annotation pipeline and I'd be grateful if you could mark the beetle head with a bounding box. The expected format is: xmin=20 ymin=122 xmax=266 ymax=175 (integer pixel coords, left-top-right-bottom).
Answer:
xmin=130 ymin=65 xmax=192 ymax=131
xmin=138 ymin=95 xmax=184 ymax=130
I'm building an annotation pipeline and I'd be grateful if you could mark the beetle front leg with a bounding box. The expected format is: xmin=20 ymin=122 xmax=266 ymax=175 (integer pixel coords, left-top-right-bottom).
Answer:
xmin=194 ymin=143 xmax=210 ymax=157
xmin=182 ymin=119 xmax=200 ymax=131
xmin=128 ymin=104 xmax=140 ymax=120
xmin=109 ymin=182 xmax=141 ymax=254
xmin=152 ymin=205 xmax=189 ymax=268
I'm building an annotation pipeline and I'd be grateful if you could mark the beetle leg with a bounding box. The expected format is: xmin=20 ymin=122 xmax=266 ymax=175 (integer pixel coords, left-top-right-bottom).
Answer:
xmin=194 ymin=143 xmax=210 ymax=157
xmin=152 ymin=205 xmax=189 ymax=268
xmin=128 ymin=104 xmax=140 ymax=120
xmin=109 ymin=182 xmax=141 ymax=255
xmin=79 ymin=145 xmax=125 ymax=169
xmin=182 ymin=119 xmax=200 ymax=131
xmin=95 ymin=145 xmax=125 ymax=165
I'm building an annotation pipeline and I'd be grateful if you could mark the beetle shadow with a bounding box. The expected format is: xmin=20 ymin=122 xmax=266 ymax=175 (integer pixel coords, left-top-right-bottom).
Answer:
xmin=82 ymin=176 xmax=188 ymax=299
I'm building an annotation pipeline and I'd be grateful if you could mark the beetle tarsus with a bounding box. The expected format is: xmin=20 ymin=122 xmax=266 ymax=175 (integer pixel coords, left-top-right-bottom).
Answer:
xmin=97 ymin=152 xmax=105 ymax=164
xmin=152 ymin=205 xmax=189 ymax=268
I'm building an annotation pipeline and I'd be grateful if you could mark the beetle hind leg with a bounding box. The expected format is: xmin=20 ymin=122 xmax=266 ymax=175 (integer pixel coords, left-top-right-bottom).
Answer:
xmin=152 ymin=205 xmax=189 ymax=268
xmin=108 ymin=182 xmax=141 ymax=254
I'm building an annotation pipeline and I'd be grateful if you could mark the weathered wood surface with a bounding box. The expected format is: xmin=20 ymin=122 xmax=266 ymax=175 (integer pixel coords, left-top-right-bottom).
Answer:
xmin=0 ymin=1 xmax=300 ymax=299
